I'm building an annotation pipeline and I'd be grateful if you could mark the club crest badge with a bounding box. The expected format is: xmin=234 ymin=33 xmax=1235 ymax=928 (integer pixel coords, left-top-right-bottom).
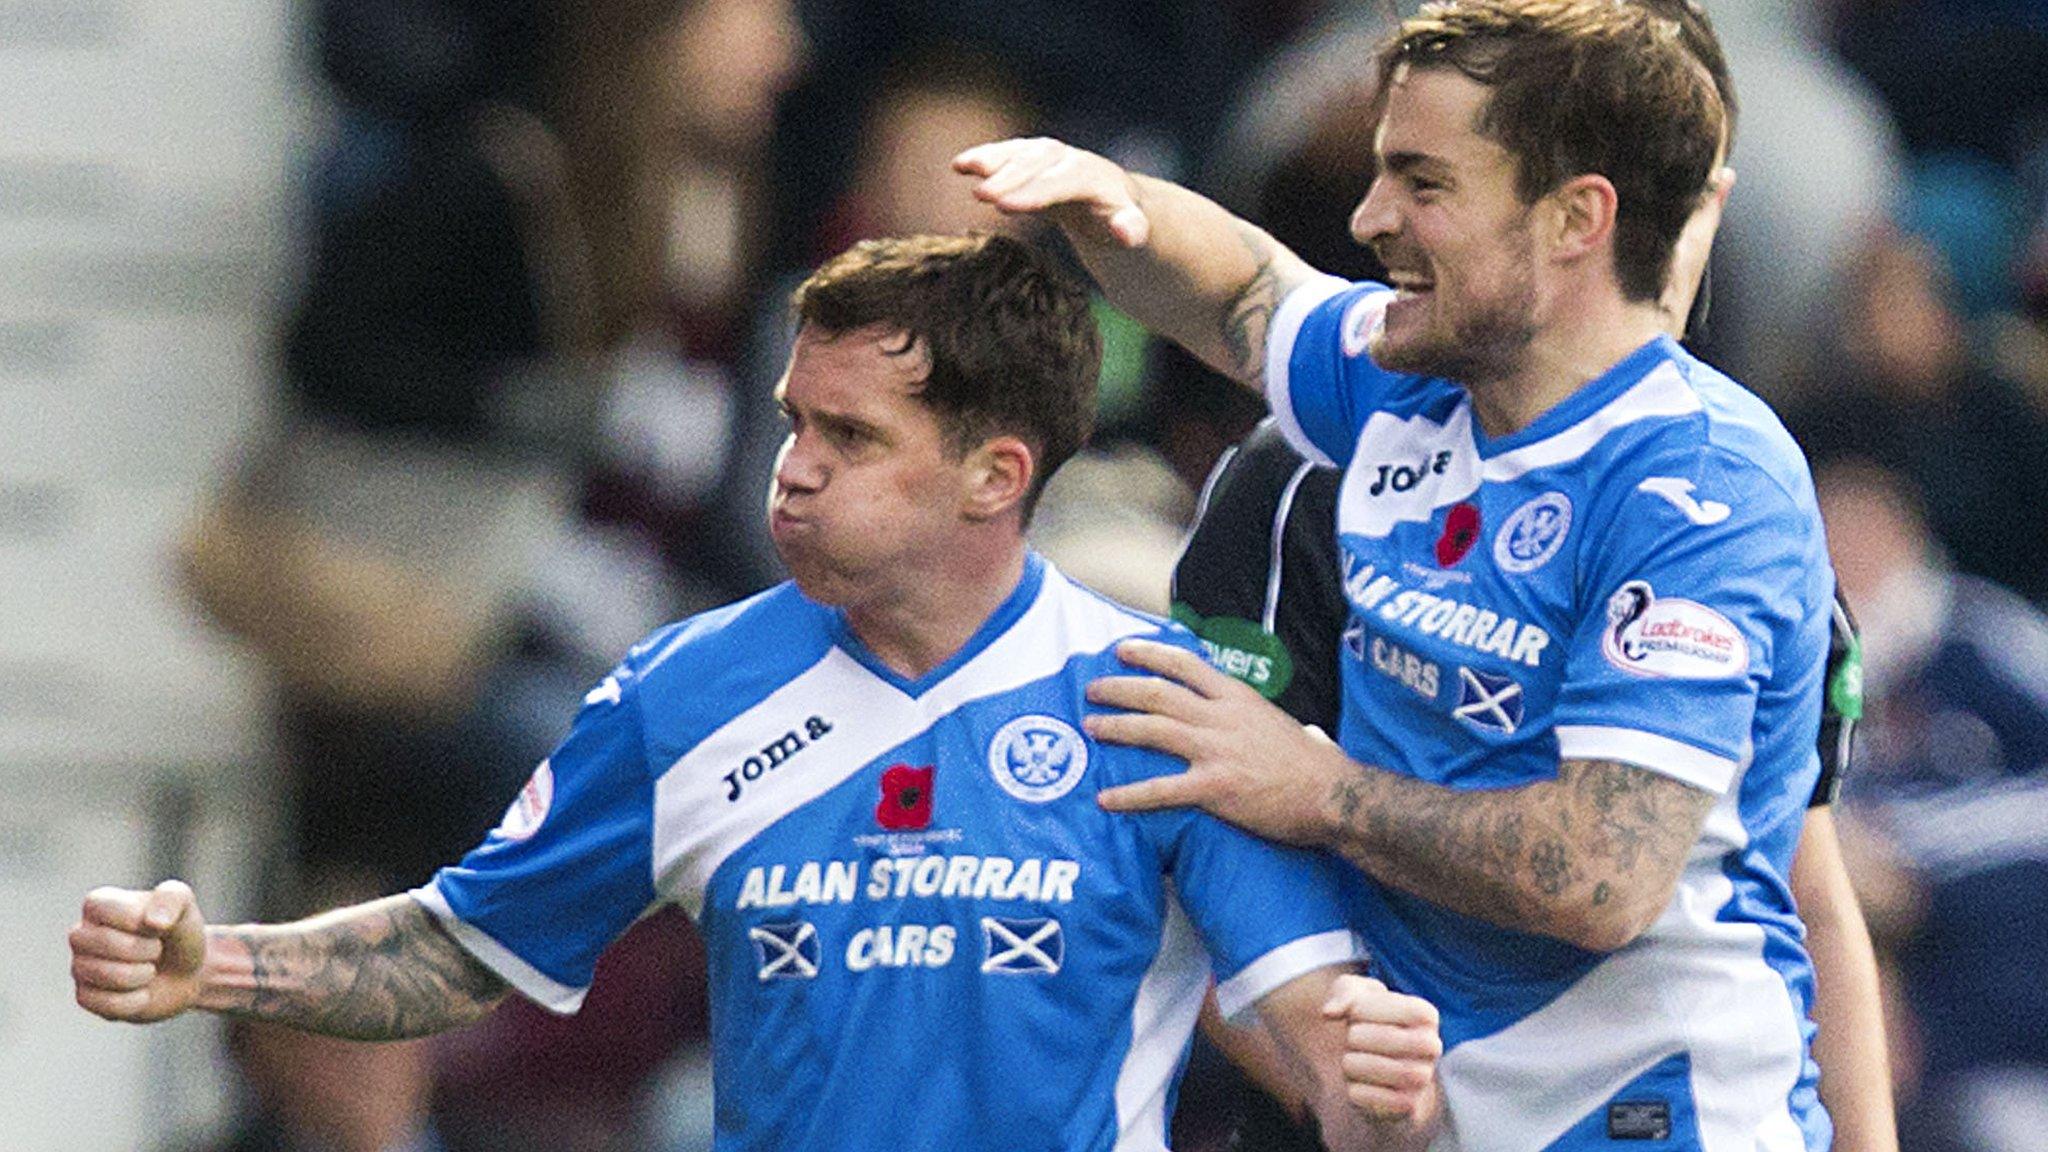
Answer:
xmin=1494 ymin=491 xmax=1573 ymax=574
xmin=988 ymin=714 xmax=1088 ymax=803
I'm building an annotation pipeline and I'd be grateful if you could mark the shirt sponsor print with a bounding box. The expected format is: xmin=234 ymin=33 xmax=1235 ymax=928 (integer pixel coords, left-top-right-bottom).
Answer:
xmin=724 ymin=715 xmax=835 ymax=803
xmin=1340 ymin=554 xmax=1553 ymax=668
xmin=735 ymin=856 xmax=1081 ymax=910
xmin=1172 ymin=605 xmax=1295 ymax=700
xmin=1601 ymin=580 xmax=1750 ymax=679
xmin=846 ymin=923 xmax=956 ymax=971
xmin=1366 ymin=451 xmax=1452 ymax=497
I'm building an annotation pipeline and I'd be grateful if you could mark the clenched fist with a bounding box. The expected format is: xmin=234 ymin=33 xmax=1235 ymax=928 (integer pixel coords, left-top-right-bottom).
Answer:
xmin=1322 ymin=973 xmax=1443 ymax=1125
xmin=70 ymin=879 xmax=208 ymax=1023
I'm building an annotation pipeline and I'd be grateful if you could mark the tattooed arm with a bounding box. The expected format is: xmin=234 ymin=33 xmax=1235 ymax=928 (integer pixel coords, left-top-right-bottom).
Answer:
xmin=954 ymin=137 xmax=1319 ymax=390
xmin=1324 ymin=758 xmax=1715 ymax=952
xmin=199 ymin=896 xmax=507 ymax=1038
xmin=1089 ymin=643 xmax=1718 ymax=952
xmin=72 ymin=882 xmax=506 ymax=1039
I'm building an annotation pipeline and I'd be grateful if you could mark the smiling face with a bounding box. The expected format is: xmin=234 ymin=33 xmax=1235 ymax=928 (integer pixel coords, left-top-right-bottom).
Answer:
xmin=769 ymin=324 xmax=979 ymax=610
xmin=1349 ymin=65 xmax=1540 ymax=385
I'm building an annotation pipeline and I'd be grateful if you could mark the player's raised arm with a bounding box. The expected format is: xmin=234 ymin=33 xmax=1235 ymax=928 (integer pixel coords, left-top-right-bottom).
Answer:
xmin=71 ymin=881 xmax=506 ymax=1040
xmin=952 ymin=137 xmax=1320 ymax=391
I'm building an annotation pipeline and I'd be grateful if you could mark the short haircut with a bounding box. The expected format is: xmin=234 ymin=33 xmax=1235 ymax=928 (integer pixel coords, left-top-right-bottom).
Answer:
xmin=1378 ymin=0 xmax=1728 ymax=302
xmin=1639 ymin=0 xmax=1736 ymax=150
xmin=792 ymin=233 xmax=1101 ymax=515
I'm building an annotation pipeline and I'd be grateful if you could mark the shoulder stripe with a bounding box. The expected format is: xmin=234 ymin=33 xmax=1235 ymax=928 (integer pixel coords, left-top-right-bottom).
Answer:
xmin=1112 ymin=896 xmax=1209 ymax=1152
xmin=1482 ymin=361 xmax=1702 ymax=481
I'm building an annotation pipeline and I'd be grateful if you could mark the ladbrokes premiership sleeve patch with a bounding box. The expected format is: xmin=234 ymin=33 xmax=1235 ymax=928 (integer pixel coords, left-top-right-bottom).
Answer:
xmin=1600 ymin=581 xmax=1750 ymax=680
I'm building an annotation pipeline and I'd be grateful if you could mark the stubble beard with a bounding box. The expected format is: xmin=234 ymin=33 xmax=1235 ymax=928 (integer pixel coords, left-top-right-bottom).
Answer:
xmin=1371 ymin=230 xmax=1539 ymax=388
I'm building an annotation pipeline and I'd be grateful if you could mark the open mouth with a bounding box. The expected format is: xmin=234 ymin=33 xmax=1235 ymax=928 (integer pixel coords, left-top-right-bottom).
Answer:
xmin=1386 ymin=272 xmax=1435 ymax=298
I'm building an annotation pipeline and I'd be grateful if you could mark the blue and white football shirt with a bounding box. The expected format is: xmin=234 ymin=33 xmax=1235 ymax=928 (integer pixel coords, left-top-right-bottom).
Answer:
xmin=413 ymin=554 xmax=1362 ymax=1152
xmin=1266 ymin=279 xmax=1835 ymax=1152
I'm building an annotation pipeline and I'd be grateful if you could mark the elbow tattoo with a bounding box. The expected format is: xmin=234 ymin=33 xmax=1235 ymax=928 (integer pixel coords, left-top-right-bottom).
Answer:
xmin=1221 ymin=222 xmax=1295 ymax=389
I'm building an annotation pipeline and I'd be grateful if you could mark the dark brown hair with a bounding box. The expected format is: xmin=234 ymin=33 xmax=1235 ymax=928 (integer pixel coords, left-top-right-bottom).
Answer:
xmin=1378 ymin=0 xmax=1728 ymax=302
xmin=1641 ymin=0 xmax=1736 ymax=149
xmin=792 ymin=233 xmax=1100 ymax=514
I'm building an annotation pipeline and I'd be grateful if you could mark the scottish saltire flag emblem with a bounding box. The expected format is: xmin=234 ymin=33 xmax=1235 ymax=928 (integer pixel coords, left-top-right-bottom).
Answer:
xmin=981 ymin=916 xmax=1063 ymax=975
xmin=1453 ymin=666 xmax=1524 ymax=734
xmin=749 ymin=920 xmax=820 ymax=981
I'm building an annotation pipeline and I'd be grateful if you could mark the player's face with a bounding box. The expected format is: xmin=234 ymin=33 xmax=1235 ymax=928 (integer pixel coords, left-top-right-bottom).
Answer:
xmin=1349 ymin=66 xmax=1538 ymax=384
xmin=769 ymin=325 xmax=971 ymax=609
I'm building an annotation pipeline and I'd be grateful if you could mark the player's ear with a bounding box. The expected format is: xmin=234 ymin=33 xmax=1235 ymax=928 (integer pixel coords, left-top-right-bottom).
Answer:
xmin=1543 ymin=173 xmax=1619 ymax=266
xmin=961 ymin=435 xmax=1034 ymax=522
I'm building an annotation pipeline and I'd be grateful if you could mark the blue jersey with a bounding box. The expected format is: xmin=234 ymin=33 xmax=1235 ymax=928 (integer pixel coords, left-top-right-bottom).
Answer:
xmin=414 ymin=554 xmax=1361 ymax=1152
xmin=1266 ymin=279 xmax=1834 ymax=1152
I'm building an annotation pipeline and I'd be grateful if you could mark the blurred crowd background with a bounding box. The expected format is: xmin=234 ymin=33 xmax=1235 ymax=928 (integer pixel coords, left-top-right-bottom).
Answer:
xmin=5 ymin=1 xmax=2047 ymax=1150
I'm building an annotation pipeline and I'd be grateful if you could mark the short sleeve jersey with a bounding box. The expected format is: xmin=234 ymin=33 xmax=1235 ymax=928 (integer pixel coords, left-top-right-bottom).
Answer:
xmin=414 ymin=554 xmax=1362 ymax=1152
xmin=1265 ymin=279 xmax=1836 ymax=1152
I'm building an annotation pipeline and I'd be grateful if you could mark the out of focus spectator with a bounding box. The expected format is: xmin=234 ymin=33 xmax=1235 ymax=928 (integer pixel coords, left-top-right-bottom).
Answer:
xmin=1789 ymin=228 xmax=2048 ymax=605
xmin=174 ymin=2 xmax=814 ymax=1150
xmin=210 ymin=1021 xmax=443 ymax=1152
xmin=1204 ymin=1 xmax=1394 ymax=284
xmin=1826 ymin=0 xmax=2048 ymax=181
xmin=1820 ymin=459 xmax=2048 ymax=1152
xmin=571 ymin=0 xmax=808 ymax=614
xmin=766 ymin=0 xmax=1305 ymax=276
xmin=1693 ymin=0 xmax=1906 ymax=393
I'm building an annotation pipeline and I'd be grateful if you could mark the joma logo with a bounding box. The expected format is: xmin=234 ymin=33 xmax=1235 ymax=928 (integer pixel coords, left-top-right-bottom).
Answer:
xmin=724 ymin=716 xmax=834 ymax=802
xmin=1368 ymin=450 xmax=1452 ymax=496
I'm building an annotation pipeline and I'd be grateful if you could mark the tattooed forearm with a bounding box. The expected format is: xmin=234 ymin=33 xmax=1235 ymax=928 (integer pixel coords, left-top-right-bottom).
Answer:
xmin=1219 ymin=222 xmax=1317 ymax=390
xmin=199 ymin=895 xmax=507 ymax=1040
xmin=1324 ymin=758 xmax=1715 ymax=951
